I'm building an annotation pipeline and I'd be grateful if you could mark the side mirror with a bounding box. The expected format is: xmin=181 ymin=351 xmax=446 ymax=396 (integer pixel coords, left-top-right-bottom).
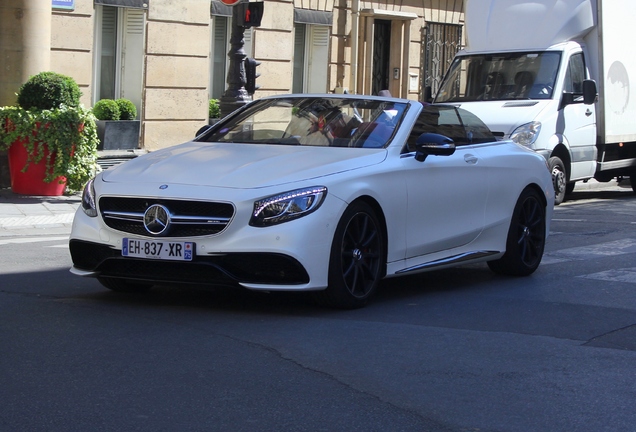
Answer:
xmin=560 ymin=79 xmax=598 ymax=109
xmin=195 ymin=124 xmax=213 ymax=138
xmin=414 ymin=133 xmax=456 ymax=162
xmin=583 ymin=79 xmax=597 ymax=105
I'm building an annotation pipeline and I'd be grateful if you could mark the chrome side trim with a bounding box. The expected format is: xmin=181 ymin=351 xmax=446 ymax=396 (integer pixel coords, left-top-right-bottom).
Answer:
xmin=395 ymin=251 xmax=499 ymax=274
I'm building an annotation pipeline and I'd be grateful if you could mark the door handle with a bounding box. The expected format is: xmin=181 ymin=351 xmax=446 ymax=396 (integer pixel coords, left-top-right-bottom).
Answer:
xmin=464 ymin=154 xmax=478 ymax=164
xmin=585 ymin=109 xmax=593 ymax=117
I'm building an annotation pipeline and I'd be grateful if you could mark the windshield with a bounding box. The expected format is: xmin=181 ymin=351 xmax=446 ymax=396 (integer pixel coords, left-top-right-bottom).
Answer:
xmin=201 ymin=97 xmax=408 ymax=148
xmin=435 ymin=52 xmax=561 ymax=103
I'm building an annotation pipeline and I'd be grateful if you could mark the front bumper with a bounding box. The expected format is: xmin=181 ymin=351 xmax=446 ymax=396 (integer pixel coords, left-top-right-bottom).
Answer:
xmin=69 ymin=240 xmax=310 ymax=286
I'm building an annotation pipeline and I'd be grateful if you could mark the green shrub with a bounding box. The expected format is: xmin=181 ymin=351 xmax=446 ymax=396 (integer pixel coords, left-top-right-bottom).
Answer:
xmin=115 ymin=98 xmax=137 ymax=120
xmin=209 ymin=99 xmax=220 ymax=118
xmin=92 ymin=99 xmax=120 ymax=121
xmin=17 ymin=71 xmax=82 ymax=110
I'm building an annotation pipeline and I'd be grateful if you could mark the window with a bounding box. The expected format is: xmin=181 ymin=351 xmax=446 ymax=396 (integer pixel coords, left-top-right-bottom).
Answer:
xmin=210 ymin=16 xmax=253 ymax=99
xmin=564 ymin=52 xmax=586 ymax=94
xmin=422 ymin=23 xmax=462 ymax=100
xmin=406 ymin=105 xmax=496 ymax=151
xmin=292 ymin=24 xmax=329 ymax=93
xmin=93 ymin=5 xmax=145 ymax=117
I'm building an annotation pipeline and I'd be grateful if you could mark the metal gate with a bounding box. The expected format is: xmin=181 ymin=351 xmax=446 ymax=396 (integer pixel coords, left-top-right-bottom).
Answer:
xmin=372 ymin=19 xmax=392 ymax=95
xmin=422 ymin=22 xmax=462 ymax=101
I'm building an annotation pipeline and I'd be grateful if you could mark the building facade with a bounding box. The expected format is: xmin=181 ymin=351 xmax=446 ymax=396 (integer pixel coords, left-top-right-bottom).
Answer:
xmin=1 ymin=0 xmax=464 ymax=154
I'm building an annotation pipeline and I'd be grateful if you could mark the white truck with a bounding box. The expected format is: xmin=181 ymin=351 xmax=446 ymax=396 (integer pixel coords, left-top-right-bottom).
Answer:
xmin=434 ymin=0 xmax=636 ymax=203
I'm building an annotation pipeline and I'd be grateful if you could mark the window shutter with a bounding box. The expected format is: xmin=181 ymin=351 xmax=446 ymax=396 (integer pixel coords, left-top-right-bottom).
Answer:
xmin=306 ymin=26 xmax=329 ymax=93
xmin=121 ymin=8 xmax=145 ymax=116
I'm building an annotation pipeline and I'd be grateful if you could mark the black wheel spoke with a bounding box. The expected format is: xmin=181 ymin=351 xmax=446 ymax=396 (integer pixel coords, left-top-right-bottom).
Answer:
xmin=342 ymin=212 xmax=381 ymax=296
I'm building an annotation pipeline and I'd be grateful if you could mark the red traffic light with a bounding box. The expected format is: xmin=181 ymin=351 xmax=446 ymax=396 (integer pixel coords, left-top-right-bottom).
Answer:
xmin=237 ymin=2 xmax=263 ymax=28
xmin=219 ymin=0 xmax=242 ymax=5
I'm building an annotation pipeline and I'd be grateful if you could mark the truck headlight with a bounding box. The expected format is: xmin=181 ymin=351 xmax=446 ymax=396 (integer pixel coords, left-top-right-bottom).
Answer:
xmin=81 ymin=178 xmax=97 ymax=217
xmin=250 ymin=186 xmax=327 ymax=227
xmin=511 ymin=121 xmax=541 ymax=147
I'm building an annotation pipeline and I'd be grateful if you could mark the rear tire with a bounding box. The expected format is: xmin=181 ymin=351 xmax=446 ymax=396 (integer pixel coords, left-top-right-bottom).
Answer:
xmin=313 ymin=201 xmax=384 ymax=309
xmin=548 ymin=156 xmax=567 ymax=205
xmin=488 ymin=188 xmax=546 ymax=276
xmin=98 ymin=277 xmax=152 ymax=293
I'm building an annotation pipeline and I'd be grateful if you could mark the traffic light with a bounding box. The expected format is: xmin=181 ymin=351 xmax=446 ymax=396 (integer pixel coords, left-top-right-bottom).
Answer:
xmin=237 ymin=2 xmax=263 ymax=28
xmin=244 ymin=57 xmax=261 ymax=95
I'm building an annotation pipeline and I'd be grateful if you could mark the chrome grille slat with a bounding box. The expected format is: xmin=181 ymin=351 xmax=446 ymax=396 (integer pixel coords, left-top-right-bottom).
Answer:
xmin=99 ymin=196 xmax=235 ymax=237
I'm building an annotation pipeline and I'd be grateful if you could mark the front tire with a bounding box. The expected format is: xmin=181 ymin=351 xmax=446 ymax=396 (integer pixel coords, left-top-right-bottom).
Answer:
xmin=98 ymin=277 xmax=152 ymax=293
xmin=313 ymin=201 xmax=384 ymax=309
xmin=549 ymin=156 xmax=567 ymax=205
xmin=488 ymin=188 xmax=546 ymax=276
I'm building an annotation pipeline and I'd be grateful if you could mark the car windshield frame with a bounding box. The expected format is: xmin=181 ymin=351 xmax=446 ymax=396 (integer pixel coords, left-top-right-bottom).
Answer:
xmin=199 ymin=96 xmax=410 ymax=149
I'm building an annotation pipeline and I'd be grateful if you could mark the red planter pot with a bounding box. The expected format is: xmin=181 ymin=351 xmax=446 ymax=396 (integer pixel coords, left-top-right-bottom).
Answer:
xmin=7 ymin=138 xmax=67 ymax=196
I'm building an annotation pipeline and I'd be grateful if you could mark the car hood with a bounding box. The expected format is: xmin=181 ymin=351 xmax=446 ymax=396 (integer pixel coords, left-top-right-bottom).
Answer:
xmin=102 ymin=141 xmax=387 ymax=189
xmin=455 ymin=100 xmax=552 ymax=137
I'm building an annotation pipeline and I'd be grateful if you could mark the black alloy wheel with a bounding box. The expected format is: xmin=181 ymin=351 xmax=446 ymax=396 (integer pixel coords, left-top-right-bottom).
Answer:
xmin=314 ymin=201 xmax=384 ymax=309
xmin=488 ymin=187 xmax=546 ymax=276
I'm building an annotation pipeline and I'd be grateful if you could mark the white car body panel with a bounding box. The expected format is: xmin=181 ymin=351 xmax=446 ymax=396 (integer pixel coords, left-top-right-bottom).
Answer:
xmin=70 ymin=94 xmax=554 ymax=297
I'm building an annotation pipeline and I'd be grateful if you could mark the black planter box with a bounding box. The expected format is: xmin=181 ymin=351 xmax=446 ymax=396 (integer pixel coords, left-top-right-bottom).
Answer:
xmin=96 ymin=120 xmax=140 ymax=151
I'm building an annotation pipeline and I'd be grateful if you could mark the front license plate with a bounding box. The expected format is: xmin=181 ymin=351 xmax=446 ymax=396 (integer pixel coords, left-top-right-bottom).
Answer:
xmin=122 ymin=238 xmax=194 ymax=261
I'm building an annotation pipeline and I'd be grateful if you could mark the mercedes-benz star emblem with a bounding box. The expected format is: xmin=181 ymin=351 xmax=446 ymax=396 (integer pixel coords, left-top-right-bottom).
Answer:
xmin=143 ymin=204 xmax=171 ymax=235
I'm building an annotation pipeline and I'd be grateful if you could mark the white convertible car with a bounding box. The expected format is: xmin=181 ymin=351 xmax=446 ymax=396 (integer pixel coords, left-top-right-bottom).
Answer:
xmin=70 ymin=94 xmax=554 ymax=308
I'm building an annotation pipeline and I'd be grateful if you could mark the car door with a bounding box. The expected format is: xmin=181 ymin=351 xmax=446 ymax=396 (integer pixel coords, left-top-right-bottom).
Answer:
xmin=400 ymin=106 xmax=490 ymax=259
xmin=560 ymin=52 xmax=597 ymax=179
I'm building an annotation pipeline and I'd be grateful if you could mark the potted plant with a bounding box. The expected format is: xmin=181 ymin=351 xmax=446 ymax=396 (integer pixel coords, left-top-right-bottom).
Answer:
xmin=0 ymin=71 xmax=99 ymax=195
xmin=93 ymin=98 xmax=140 ymax=151
xmin=209 ymin=98 xmax=221 ymax=125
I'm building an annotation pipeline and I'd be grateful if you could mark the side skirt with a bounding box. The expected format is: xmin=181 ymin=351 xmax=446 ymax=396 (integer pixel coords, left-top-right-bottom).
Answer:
xmin=394 ymin=251 xmax=500 ymax=275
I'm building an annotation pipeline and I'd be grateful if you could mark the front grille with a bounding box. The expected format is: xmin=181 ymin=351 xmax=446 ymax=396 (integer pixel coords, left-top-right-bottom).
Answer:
xmin=99 ymin=196 xmax=235 ymax=237
xmin=69 ymin=240 xmax=310 ymax=285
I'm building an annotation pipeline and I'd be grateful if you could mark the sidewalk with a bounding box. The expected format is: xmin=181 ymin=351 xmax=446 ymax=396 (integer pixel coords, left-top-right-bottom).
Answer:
xmin=0 ymin=150 xmax=143 ymax=237
xmin=0 ymin=188 xmax=81 ymax=237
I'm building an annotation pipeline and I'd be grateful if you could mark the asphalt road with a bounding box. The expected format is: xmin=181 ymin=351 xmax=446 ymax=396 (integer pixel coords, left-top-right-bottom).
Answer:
xmin=1 ymin=185 xmax=635 ymax=432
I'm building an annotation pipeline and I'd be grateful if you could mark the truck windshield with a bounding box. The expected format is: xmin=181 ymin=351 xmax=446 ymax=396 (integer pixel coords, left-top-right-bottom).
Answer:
xmin=435 ymin=52 xmax=561 ymax=103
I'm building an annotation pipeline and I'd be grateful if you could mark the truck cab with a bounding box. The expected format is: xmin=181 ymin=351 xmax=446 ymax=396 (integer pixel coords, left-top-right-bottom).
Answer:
xmin=435 ymin=41 xmax=598 ymax=204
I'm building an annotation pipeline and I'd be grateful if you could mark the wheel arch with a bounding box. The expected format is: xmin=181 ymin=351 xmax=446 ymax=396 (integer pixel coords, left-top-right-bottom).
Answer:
xmin=550 ymin=142 xmax=572 ymax=181
xmin=525 ymin=182 xmax=548 ymax=209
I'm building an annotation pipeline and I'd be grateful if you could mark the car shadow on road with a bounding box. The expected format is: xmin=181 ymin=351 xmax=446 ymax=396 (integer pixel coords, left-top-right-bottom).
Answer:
xmin=4 ymin=262 xmax=511 ymax=316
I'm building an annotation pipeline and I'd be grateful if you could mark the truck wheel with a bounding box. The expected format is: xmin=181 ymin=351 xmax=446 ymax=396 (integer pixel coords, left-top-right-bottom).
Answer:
xmin=566 ymin=182 xmax=576 ymax=195
xmin=548 ymin=156 xmax=566 ymax=205
xmin=631 ymin=177 xmax=636 ymax=194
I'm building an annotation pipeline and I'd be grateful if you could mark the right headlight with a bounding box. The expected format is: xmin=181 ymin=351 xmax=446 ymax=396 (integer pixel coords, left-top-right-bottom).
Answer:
xmin=510 ymin=121 xmax=541 ymax=147
xmin=81 ymin=177 xmax=97 ymax=217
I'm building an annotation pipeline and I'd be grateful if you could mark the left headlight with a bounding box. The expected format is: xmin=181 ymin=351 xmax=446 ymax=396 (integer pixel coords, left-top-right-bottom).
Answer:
xmin=510 ymin=121 xmax=541 ymax=147
xmin=81 ymin=178 xmax=97 ymax=217
xmin=250 ymin=186 xmax=327 ymax=227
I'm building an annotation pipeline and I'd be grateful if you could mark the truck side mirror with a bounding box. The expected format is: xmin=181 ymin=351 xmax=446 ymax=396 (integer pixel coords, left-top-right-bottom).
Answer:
xmin=583 ymin=79 xmax=597 ymax=105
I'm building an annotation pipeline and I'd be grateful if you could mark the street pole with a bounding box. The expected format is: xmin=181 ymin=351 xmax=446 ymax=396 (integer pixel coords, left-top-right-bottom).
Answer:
xmin=219 ymin=2 xmax=251 ymax=118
